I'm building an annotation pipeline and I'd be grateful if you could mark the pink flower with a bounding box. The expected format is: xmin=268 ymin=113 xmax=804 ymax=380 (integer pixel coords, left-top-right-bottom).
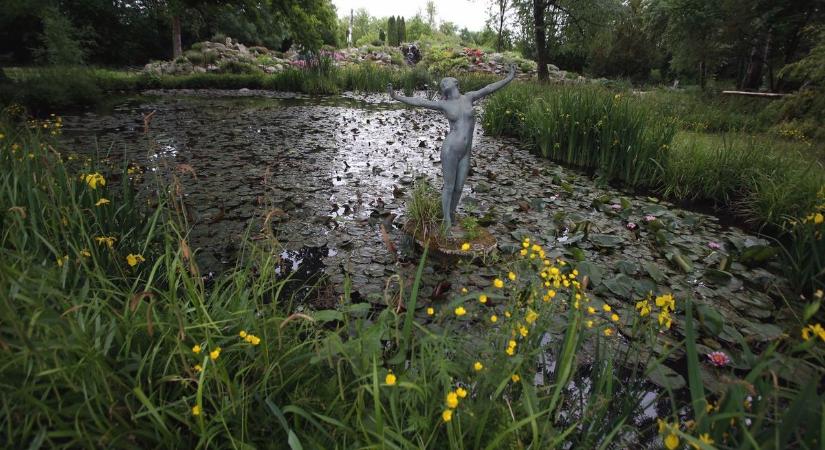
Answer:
xmin=644 ymin=215 xmax=656 ymax=222
xmin=610 ymin=204 xmax=622 ymax=210
xmin=626 ymin=222 xmax=637 ymax=230
xmin=707 ymin=351 xmax=730 ymax=367
xmin=708 ymin=242 xmax=722 ymax=250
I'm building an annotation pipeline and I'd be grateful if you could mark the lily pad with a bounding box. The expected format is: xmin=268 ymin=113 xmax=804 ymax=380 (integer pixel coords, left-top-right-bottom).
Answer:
xmin=647 ymin=361 xmax=686 ymax=390
xmin=603 ymin=273 xmax=635 ymax=299
xmin=589 ymin=234 xmax=623 ymax=249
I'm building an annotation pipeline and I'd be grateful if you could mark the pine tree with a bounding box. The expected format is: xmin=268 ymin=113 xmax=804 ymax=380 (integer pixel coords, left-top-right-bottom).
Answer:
xmin=399 ymin=17 xmax=406 ymax=43
xmin=388 ymin=16 xmax=397 ymax=46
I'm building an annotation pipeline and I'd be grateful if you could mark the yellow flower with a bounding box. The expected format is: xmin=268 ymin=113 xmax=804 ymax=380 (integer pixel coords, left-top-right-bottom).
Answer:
xmin=636 ymin=300 xmax=651 ymax=317
xmin=126 ymin=253 xmax=145 ymax=267
xmin=239 ymin=330 xmax=248 ymax=338
xmin=658 ymin=310 xmax=673 ymax=329
xmin=506 ymin=347 xmax=515 ymax=356
xmin=664 ymin=433 xmax=679 ymax=450
xmin=454 ymin=306 xmax=466 ymax=316
xmin=95 ymin=198 xmax=110 ymax=206
xmin=511 ymin=374 xmax=520 ymax=382
xmin=508 ymin=271 xmax=517 ymax=281
xmin=508 ymin=339 xmax=517 ymax=348
xmin=442 ymin=409 xmax=453 ymax=422
xmin=80 ymin=249 xmax=91 ymax=257
xmin=490 ymin=315 xmax=498 ymax=323
xmin=520 ymin=248 xmax=528 ymax=256
xmin=248 ymin=335 xmax=261 ymax=345
xmin=604 ymin=328 xmax=614 ymax=336
xmin=83 ymin=172 xmax=106 ymax=190
xmin=461 ymin=287 xmax=468 ymax=294
xmin=493 ymin=278 xmax=504 ymax=288
xmin=456 ymin=387 xmax=467 ymax=398
xmin=690 ymin=433 xmax=714 ymax=449
xmin=611 ymin=313 xmax=619 ymax=322
xmin=427 ymin=307 xmax=435 ymax=315
xmin=194 ymin=364 xmax=203 ymax=372
xmin=192 ymin=344 xmax=202 ymax=354
xmin=519 ymin=325 xmax=528 ymax=337
xmin=655 ymin=293 xmax=676 ymax=312
xmin=385 ymin=372 xmax=397 ymax=386
xmin=586 ymin=320 xmax=594 ymax=328
xmin=446 ymin=391 xmax=459 ymax=408
xmin=602 ymin=304 xmax=611 ymax=312
xmin=95 ymin=236 xmax=116 ymax=248
xmin=210 ymin=347 xmax=221 ymax=361
xmin=802 ymin=326 xmax=811 ymax=341
xmin=461 ymin=242 xmax=471 ymax=251
xmin=56 ymin=255 xmax=69 ymax=267
xmin=504 ymin=310 xmax=511 ymax=318
xmin=479 ymin=294 xmax=488 ymax=304
xmin=525 ymin=308 xmax=538 ymax=324
xmin=192 ymin=404 xmax=201 ymax=416
xmin=587 ymin=306 xmax=596 ymax=314
xmin=815 ymin=213 xmax=824 ymax=225
xmin=473 ymin=361 xmax=483 ymax=371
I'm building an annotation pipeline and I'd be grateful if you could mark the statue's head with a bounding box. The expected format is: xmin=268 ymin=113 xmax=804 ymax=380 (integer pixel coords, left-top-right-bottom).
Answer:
xmin=439 ymin=77 xmax=460 ymax=100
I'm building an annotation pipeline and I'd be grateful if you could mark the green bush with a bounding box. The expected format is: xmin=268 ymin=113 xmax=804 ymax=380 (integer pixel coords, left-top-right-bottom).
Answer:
xmin=0 ymin=67 xmax=102 ymax=111
xmin=218 ymin=60 xmax=261 ymax=74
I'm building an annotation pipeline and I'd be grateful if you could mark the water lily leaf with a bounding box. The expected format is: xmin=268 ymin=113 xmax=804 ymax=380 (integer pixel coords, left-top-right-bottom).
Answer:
xmin=740 ymin=321 xmax=783 ymax=341
xmin=647 ymin=361 xmax=686 ymax=390
xmin=704 ymin=268 xmax=732 ymax=285
xmin=589 ymin=234 xmax=623 ymax=248
xmin=739 ymin=245 xmax=777 ymax=266
xmin=644 ymin=262 xmax=667 ymax=283
xmin=575 ymin=261 xmax=604 ymax=286
xmin=568 ymin=246 xmax=586 ymax=261
xmin=633 ymin=278 xmax=657 ymax=297
xmin=616 ymin=260 xmax=638 ymax=275
xmin=603 ymin=273 xmax=635 ymax=299
xmin=696 ymin=304 xmax=725 ymax=336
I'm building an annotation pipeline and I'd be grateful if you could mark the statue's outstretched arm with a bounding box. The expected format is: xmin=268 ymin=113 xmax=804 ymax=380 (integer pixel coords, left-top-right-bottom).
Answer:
xmin=467 ymin=65 xmax=516 ymax=102
xmin=387 ymin=84 xmax=443 ymax=111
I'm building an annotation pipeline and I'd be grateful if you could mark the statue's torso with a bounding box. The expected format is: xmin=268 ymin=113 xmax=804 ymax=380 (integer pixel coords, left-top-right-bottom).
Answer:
xmin=441 ymin=96 xmax=476 ymax=153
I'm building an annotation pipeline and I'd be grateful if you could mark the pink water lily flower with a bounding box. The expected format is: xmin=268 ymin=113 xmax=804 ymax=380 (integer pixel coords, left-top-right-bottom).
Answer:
xmin=610 ymin=204 xmax=622 ymax=210
xmin=708 ymin=242 xmax=722 ymax=250
xmin=626 ymin=222 xmax=637 ymax=230
xmin=707 ymin=351 xmax=730 ymax=367
xmin=644 ymin=215 xmax=656 ymax=222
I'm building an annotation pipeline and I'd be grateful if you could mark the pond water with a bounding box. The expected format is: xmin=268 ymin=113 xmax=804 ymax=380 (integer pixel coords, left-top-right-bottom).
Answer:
xmin=60 ymin=89 xmax=797 ymax=401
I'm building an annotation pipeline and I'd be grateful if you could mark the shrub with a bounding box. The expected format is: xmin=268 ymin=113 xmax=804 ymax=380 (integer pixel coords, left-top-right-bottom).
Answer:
xmin=218 ymin=60 xmax=260 ymax=74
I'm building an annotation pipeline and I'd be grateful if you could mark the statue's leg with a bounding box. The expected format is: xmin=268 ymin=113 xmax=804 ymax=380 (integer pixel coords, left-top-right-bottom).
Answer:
xmin=440 ymin=149 xmax=458 ymax=232
xmin=450 ymin=153 xmax=470 ymax=224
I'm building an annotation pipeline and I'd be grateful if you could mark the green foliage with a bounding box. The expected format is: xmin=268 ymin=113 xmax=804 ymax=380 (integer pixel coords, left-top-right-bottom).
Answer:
xmin=407 ymin=178 xmax=442 ymax=237
xmin=484 ymin=83 xmax=676 ymax=186
xmin=33 ymin=7 xmax=86 ymax=66
xmin=0 ymin=67 xmax=102 ymax=111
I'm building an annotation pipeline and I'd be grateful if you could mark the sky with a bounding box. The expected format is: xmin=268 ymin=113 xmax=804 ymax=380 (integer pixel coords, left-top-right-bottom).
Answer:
xmin=330 ymin=0 xmax=490 ymax=32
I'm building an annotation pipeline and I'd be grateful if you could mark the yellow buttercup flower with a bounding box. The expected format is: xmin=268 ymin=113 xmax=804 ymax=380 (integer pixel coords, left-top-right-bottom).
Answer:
xmin=126 ymin=253 xmax=145 ymax=267
xmin=239 ymin=330 xmax=248 ymax=338
xmin=508 ymin=271 xmax=516 ymax=281
xmin=664 ymin=433 xmax=679 ymax=450
xmin=427 ymin=307 xmax=434 ymax=315
xmin=511 ymin=374 xmax=520 ymax=382
xmin=586 ymin=320 xmax=594 ymax=328
xmin=815 ymin=213 xmax=824 ymax=225
xmin=192 ymin=344 xmax=202 ymax=354
xmin=456 ymin=387 xmax=467 ymax=398
xmin=473 ymin=361 xmax=483 ymax=371
xmin=95 ymin=198 xmax=110 ymax=206
xmin=587 ymin=306 xmax=596 ymax=314
xmin=493 ymin=278 xmax=504 ymax=288
xmin=192 ymin=405 xmax=201 ymax=416
xmin=442 ymin=409 xmax=453 ymax=422
xmin=445 ymin=391 xmax=459 ymax=408
xmin=602 ymin=304 xmax=611 ymax=312
xmin=385 ymin=372 xmax=397 ymax=386
xmin=461 ymin=242 xmax=470 ymax=251
xmin=194 ymin=364 xmax=203 ymax=372
xmin=611 ymin=313 xmax=619 ymax=322
xmin=525 ymin=308 xmax=538 ymax=324
xmin=454 ymin=306 xmax=466 ymax=316
xmin=210 ymin=347 xmax=221 ymax=361
xmin=479 ymin=294 xmax=488 ymax=304
xmin=490 ymin=315 xmax=498 ymax=323
xmin=603 ymin=328 xmax=614 ymax=336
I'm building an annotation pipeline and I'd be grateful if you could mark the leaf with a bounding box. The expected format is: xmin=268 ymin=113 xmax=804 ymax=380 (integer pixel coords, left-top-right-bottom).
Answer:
xmin=603 ymin=274 xmax=635 ymax=299
xmin=703 ymin=268 xmax=732 ymax=285
xmin=589 ymin=234 xmax=623 ymax=248
xmin=696 ymin=304 xmax=725 ymax=336
xmin=644 ymin=262 xmax=667 ymax=283
xmin=646 ymin=361 xmax=686 ymax=390
xmin=311 ymin=310 xmax=343 ymax=323
xmin=575 ymin=261 xmax=604 ymax=286
xmin=739 ymin=244 xmax=777 ymax=265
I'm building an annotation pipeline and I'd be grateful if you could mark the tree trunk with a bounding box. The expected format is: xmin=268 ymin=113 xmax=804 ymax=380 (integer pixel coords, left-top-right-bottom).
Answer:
xmin=172 ymin=15 xmax=183 ymax=59
xmin=496 ymin=0 xmax=507 ymax=52
xmin=534 ymin=0 xmax=548 ymax=81
xmin=742 ymin=44 xmax=762 ymax=90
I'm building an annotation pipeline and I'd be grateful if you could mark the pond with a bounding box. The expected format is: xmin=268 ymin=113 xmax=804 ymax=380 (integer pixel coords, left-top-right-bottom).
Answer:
xmin=60 ymin=89 xmax=795 ymax=396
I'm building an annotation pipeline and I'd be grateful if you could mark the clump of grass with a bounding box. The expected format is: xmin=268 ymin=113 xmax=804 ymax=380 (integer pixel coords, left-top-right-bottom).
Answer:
xmin=407 ymin=177 xmax=443 ymax=237
xmin=484 ymin=83 xmax=676 ymax=186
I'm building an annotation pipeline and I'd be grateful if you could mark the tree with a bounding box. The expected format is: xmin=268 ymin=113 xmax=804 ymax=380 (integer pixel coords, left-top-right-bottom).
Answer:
xmin=387 ymin=15 xmax=397 ymax=46
xmin=425 ymin=1 xmax=437 ymax=28
xmin=489 ymin=0 xmax=511 ymax=52
xmin=399 ymin=16 xmax=406 ymax=43
xmin=379 ymin=28 xmax=386 ymax=44
xmin=439 ymin=21 xmax=457 ymax=36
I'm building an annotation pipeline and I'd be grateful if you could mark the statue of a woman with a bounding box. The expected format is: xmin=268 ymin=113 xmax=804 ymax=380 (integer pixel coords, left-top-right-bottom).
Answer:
xmin=387 ymin=65 xmax=516 ymax=232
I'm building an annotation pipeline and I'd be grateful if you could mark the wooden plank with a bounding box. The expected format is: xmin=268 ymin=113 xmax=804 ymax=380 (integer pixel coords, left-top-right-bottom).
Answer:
xmin=721 ymin=90 xmax=785 ymax=98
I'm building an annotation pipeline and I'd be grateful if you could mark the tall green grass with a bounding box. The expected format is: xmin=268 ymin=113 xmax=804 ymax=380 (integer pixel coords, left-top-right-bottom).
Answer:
xmin=484 ymin=84 xmax=676 ymax=186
